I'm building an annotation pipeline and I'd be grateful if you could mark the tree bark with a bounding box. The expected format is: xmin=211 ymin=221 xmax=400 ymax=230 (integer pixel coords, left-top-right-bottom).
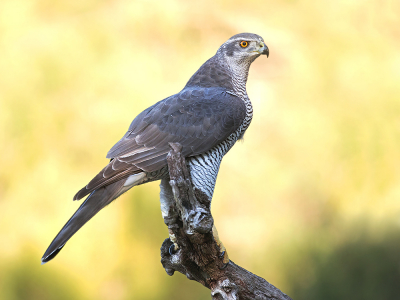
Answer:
xmin=159 ymin=142 xmax=293 ymax=300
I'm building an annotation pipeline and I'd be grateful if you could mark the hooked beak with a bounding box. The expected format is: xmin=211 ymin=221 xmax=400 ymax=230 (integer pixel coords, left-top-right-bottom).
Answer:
xmin=258 ymin=42 xmax=269 ymax=57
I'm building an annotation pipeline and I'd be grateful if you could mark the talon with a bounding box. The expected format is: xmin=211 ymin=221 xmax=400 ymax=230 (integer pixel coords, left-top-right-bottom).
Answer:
xmin=169 ymin=244 xmax=178 ymax=255
xmin=219 ymin=250 xmax=230 ymax=267
xmin=212 ymin=225 xmax=229 ymax=264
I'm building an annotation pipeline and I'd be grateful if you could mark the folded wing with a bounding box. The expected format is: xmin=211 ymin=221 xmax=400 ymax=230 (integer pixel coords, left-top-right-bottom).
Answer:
xmin=74 ymin=87 xmax=246 ymax=200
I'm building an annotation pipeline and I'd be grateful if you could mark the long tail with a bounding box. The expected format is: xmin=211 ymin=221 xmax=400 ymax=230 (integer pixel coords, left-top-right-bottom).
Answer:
xmin=41 ymin=180 xmax=127 ymax=264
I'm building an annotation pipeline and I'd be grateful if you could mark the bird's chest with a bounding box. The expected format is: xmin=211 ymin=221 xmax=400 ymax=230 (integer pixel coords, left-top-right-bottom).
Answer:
xmin=186 ymin=94 xmax=253 ymax=199
xmin=235 ymin=95 xmax=253 ymax=140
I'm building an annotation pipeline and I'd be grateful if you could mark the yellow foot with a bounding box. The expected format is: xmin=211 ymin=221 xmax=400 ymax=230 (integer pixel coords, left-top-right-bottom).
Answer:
xmin=212 ymin=225 xmax=229 ymax=264
xmin=168 ymin=229 xmax=179 ymax=254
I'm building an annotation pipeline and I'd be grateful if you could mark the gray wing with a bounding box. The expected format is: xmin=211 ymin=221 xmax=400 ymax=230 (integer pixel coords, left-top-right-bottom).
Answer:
xmin=74 ymin=87 xmax=246 ymax=200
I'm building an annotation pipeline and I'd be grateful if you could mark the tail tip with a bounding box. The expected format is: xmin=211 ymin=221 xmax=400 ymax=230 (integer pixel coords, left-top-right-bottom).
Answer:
xmin=41 ymin=245 xmax=64 ymax=264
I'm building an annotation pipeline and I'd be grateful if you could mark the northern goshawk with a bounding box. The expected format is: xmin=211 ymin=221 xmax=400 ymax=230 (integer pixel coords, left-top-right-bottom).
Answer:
xmin=42 ymin=32 xmax=269 ymax=263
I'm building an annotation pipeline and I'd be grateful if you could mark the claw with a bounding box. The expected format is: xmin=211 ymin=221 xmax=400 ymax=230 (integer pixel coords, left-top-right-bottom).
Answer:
xmin=212 ymin=225 xmax=230 ymax=265
xmin=219 ymin=251 xmax=229 ymax=269
xmin=169 ymin=244 xmax=178 ymax=255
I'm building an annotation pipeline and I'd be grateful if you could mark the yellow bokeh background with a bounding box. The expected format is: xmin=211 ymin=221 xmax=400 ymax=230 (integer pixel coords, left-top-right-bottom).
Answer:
xmin=1 ymin=0 xmax=400 ymax=299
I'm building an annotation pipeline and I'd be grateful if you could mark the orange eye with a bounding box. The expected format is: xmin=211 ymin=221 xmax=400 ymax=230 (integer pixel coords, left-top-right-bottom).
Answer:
xmin=240 ymin=41 xmax=248 ymax=48
xmin=240 ymin=41 xmax=249 ymax=48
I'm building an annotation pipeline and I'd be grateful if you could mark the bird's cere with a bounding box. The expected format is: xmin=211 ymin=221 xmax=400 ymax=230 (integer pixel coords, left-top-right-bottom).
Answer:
xmin=257 ymin=42 xmax=269 ymax=56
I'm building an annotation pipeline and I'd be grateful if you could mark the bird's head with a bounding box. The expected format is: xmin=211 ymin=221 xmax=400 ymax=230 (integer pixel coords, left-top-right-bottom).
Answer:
xmin=185 ymin=33 xmax=268 ymax=90
xmin=217 ymin=33 xmax=269 ymax=66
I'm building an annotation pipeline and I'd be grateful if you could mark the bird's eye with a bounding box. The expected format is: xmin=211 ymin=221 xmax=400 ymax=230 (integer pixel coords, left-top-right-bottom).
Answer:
xmin=240 ymin=41 xmax=248 ymax=48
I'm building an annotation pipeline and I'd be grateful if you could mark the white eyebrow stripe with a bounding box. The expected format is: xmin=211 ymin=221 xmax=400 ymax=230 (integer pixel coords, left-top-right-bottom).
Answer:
xmin=224 ymin=37 xmax=263 ymax=45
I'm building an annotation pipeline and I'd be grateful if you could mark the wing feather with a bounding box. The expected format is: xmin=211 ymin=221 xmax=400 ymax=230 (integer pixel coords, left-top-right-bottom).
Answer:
xmin=74 ymin=87 xmax=246 ymax=200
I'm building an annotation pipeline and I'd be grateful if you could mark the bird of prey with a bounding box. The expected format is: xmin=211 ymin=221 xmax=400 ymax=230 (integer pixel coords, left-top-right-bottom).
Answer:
xmin=42 ymin=32 xmax=269 ymax=263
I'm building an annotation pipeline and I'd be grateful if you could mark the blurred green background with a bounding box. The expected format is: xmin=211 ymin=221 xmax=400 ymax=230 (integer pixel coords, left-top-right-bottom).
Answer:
xmin=1 ymin=0 xmax=400 ymax=299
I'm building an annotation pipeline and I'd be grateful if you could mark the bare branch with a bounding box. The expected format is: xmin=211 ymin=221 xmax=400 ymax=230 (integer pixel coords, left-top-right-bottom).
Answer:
xmin=160 ymin=142 xmax=293 ymax=300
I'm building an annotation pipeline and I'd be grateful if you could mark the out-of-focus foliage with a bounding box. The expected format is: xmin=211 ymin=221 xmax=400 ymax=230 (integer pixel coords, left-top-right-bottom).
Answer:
xmin=0 ymin=0 xmax=399 ymax=299
xmin=285 ymin=226 xmax=400 ymax=300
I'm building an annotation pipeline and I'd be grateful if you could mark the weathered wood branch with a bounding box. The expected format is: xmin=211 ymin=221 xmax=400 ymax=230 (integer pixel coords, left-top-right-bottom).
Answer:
xmin=159 ymin=142 xmax=293 ymax=300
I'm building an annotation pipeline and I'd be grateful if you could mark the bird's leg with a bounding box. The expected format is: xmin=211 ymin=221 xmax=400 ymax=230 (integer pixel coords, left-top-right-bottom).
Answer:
xmin=159 ymin=177 xmax=179 ymax=252
xmin=191 ymin=187 xmax=229 ymax=265
xmin=165 ymin=143 xmax=229 ymax=266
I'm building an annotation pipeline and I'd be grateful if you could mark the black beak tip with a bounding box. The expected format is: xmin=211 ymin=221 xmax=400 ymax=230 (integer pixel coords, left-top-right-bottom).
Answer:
xmin=263 ymin=46 xmax=269 ymax=57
